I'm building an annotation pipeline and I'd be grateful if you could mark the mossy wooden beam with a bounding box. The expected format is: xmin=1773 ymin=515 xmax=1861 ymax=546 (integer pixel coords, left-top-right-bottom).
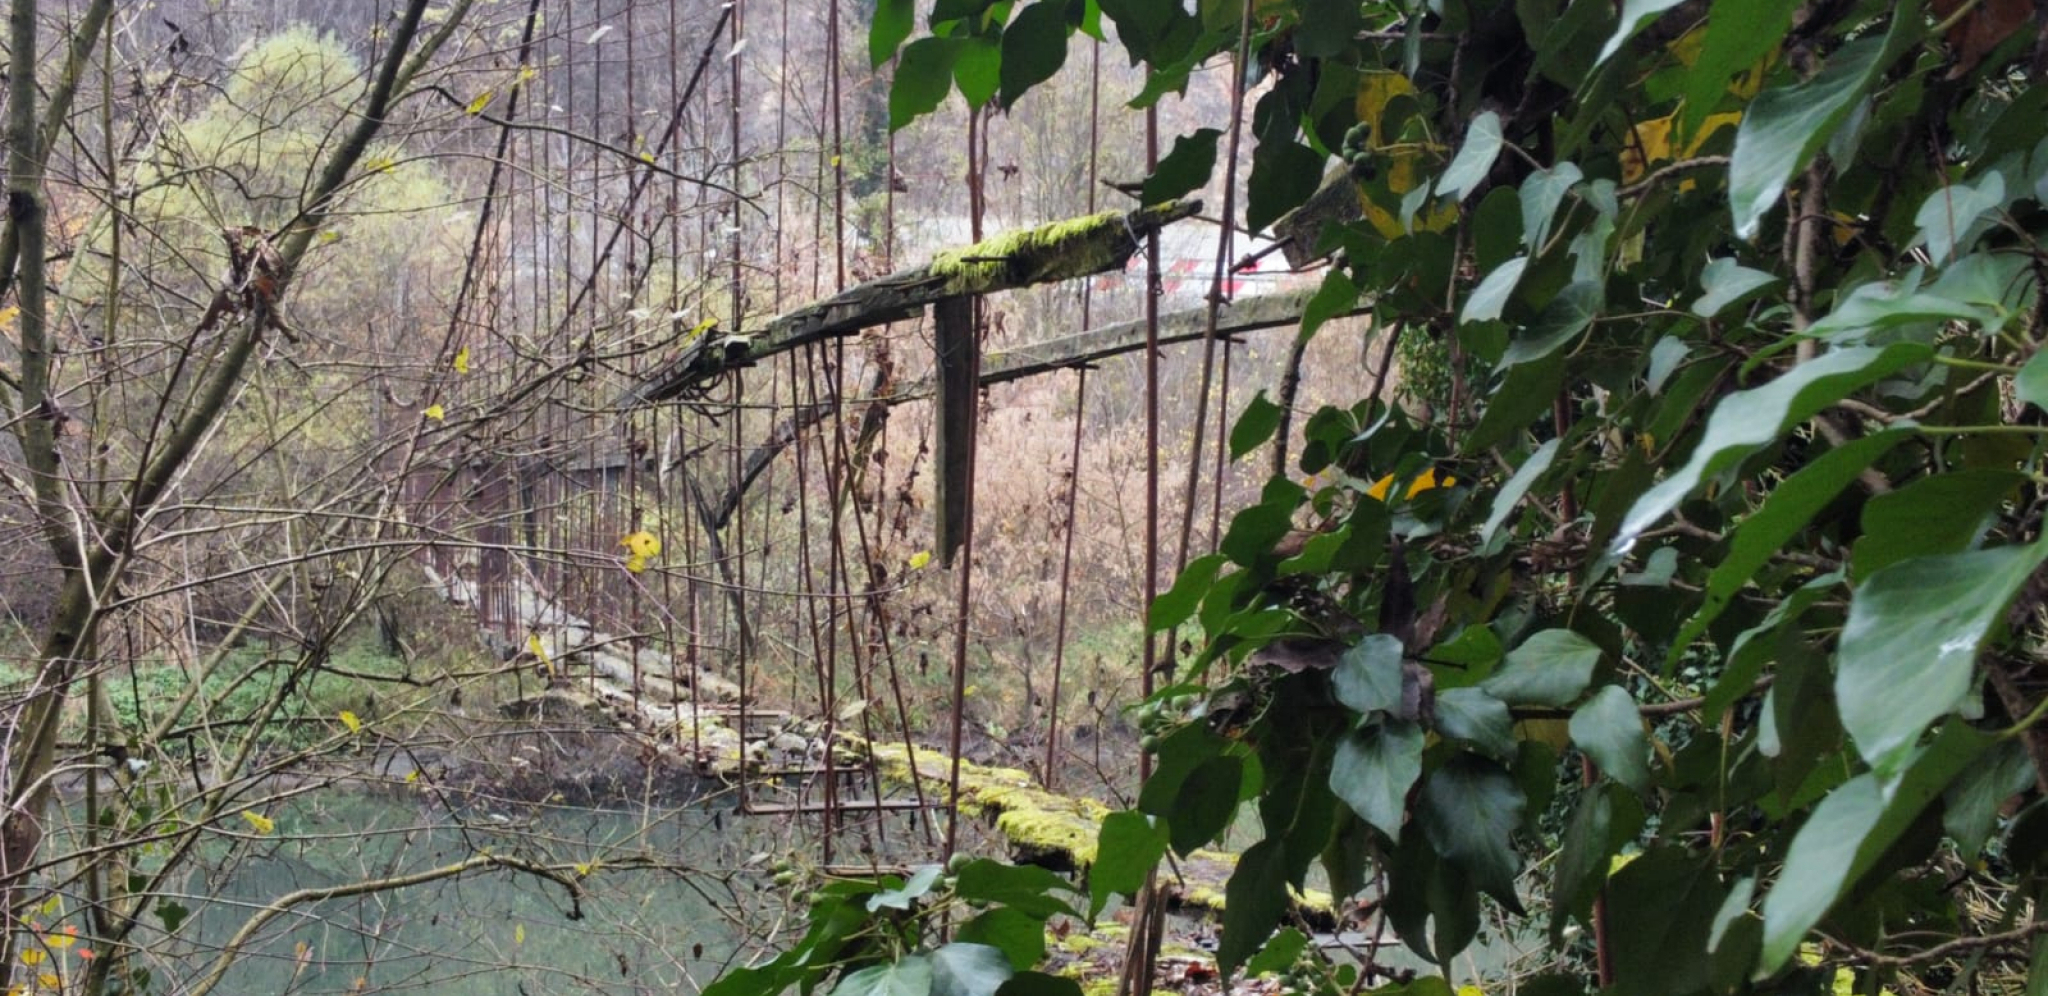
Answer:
xmin=977 ymin=287 xmax=1358 ymax=385
xmin=859 ymin=741 xmax=1333 ymax=925
xmin=619 ymin=200 xmax=1201 ymax=408
xmin=1271 ymin=166 xmax=1362 ymax=270
xmin=932 ymin=296 xmax=977 ymax=566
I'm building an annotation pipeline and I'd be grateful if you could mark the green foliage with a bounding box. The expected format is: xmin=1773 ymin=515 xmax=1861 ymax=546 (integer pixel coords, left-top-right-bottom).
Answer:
xmin=831 ymin=1 xmax=2048 ymax=994
xmin=109 ymin=638 xmax=403 ymax=754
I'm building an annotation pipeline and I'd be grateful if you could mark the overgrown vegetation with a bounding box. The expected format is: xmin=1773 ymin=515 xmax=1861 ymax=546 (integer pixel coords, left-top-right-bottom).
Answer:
xmin=749 ymin=1 xmax=2048 ymax=995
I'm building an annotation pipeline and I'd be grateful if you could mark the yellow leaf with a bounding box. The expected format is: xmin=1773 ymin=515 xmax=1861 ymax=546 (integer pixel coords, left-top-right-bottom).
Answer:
xmin=37 ymin=896 xmax=58 ymax=916
xmin=831 ymin=154 xmax=842 ymax=167
xmin=625 ymin=553 xmax=649 ymax=574
xmin=423 ymin=404 xmax=445 ymax=421
xmin=516 ymin=66 xmax=538 ymax=83
xmin=18 ymin=949 xmax=43 ymax=966
xmin=639 ymin=151 xmax=656 ymax=164
xmin=1365 ymin=467 xmax=1456 ymax=503
xmin=241 ymin=810 xmax=276 ymax=835
xmin=907 ymin=550 xmax=932 ymax=570
xmin=514 ymin=923 xmax=525 ymax=945
xmin=687 ymin=317 xmax=718 ymax=340
xmin=466 ymin=90 xmax=495 ymax=114
xmin=527 ymin=634 xmax=554 ymax=675
xmin=405 ymin=769 xmax=420 ymax=784
xmin=0 ymin=305 xmax=20 ymax=327
xmin=36 ymin=975 xmax=57 ymax=991
xmin=339 ymin=710 xmax=362 ymax=733
xmin=46 ymin=927 xmax=75 ymax=949
xmin=620 ymin=530 xmax=661 ymax=559
xmin=453 ymin=347 xmax=470 ymax=375
xmin=318 ymin=230 xmax=341 ymax=244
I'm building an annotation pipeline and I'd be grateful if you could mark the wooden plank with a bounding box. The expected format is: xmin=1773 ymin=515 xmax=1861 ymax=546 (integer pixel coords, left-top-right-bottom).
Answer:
xmin=979 ymin=288 xmax=1343 ymax=384
xmin=737 ymin=798 xmax=943 ymax=816
xmin=932 ymin=295 xmax=977 ymax=567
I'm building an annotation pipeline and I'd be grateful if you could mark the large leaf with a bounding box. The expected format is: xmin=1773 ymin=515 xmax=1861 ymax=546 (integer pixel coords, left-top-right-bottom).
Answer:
xmin=1680 ymin=0 xmax=1796 ymax=138
xmin=1758 ymin=724 xmax=1989 ymax=972
xmin=1850 ymin=469 xmax=2025 ymax=580
xmin=1331 ymin=719 xmax=1423 ymax=841
xmin=1837 ymin=540 xmax=2048 ymax=770
xmin=1671 ymin=429 xmax=1910 ymax=658
xmin=1089 ymin=811 xmax=1169 ymax=917
xmin=1332 ymin=634 xmax=1406 ymax=715
xmin=1615 ymin=343 xmax=1933 ymax=547
xmin=872 ymin=0 xmax=915 ymax=67
xmin=1438 ymin=111 xmax=1504 ymax=202
xmin=1171 ymin=754 xmax=1245 ymax=855
xmin=1461 ymin=256 xmax=1527 ymax=324
xmin=1419 ymin=755 xmax=1526 ymax=908
xmin=1595 ymin=0 xmax=1687 ymax=67
xmin=1728 ymin=18 xmax=1915 ymax=239
xmin=1247 ymin=140 xmax=1326 ymax=233
xmin=1550 ymin=784 xmax=1645 ymax=943
xmin=1433 ymin=687 xmax=1516 ymax=759
xmin=1520 ymin=163 xmax=1582 ymax=251
xmin=959 ymin=909 xmax=1046 ymax=971
xmin=1692 ymin=257 xmax=1782 ymax=317
xmin=930 ymin=943 xmax=1014 ymax=996
xmin=1479 ymin=439 xmax=1560 ymax=547
xmin=891 ymin=38 xmax=961 ymax=130
xmin=1143 ymin=128 xmax=1221 ymax=206
xmin=835 ymin=957 xmax=935 ymax=996
xmin=1914 ymin=171 xmax=2007 ymax=265
xmin=1218 ymin=839 xmax=1292 ymax=976
xmin=1569 ymin=686 xmax=1649 ymax=793
xmin=1483 ymin=629 xmax=1601 ymax=707
xmin=953 ymin=859 xmax=1076 ymax=919
xmin=999 ymin=3 xmax=1071 ymax=110
xmin=1229 ymin=391 xmax=1283 ymax=460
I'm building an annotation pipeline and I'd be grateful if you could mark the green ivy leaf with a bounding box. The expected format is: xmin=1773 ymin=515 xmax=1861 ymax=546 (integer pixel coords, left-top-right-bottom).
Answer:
xmin=1433 ymin=687 xmax=1516 ymax=759
xmin=1244 ymin=927 xmax=1309 ymax=977
xmin=1478 ymin=439 xmax=1559 ymax=548
xmin=1483 ymin=629 xmax=1601 ymax=707
xmin=1150 ymin=553 xmax=1227 ymax=632
xmin=1332 ymin=634 xmax=1405 ymax=715
xmin=1419 ymin=755 xmax=1526 ymax=908
xmin=1914 ymin=171 xmax=2007 ymax=265
xmin=834 ymin=956 xmax=935 ymax=996
xmin=1728 ymin=18 xmax=1915 ymax=240
xmin=1247 ymin=140 xmax=1325 ymax=233
xmin=1089 ymin=811 xmax=1169 ymax=918
xmin=1550 ymin=784 xmax=1645 ymax=944
xmin=1461 ymin=257 xmax=1527 ymax=324
xmin=1438 ymin=111 xmax=1504 ymax=203
xmin=1171 ymin=754 xmax=1245 ymax=855
xmin=930 ymin=943 xmax=1014 ymax=996
xmin=953 ymin=859 xmax=1076 ymax=919
xmin=890 ymin=38 xmax=961 ymax=131
xmin=1299 ymin=267 xmax=1361 ymax=342
xmin=1142 ymin=128 xmax=1221 ymax=205
xmin=999 ymin=3 xmax=1070 ymax=109
xmin=1519 ymin=163 xmax=1581 ymax=251
xmin=1758 ymin=723 xmax=1989 ymax=972
xmin=1218 ymin=838 xmax=1291 ymax=976
xmin=1595 ymin=0 xmax=1687 ymax=67
xmin=1692 ymin=257 xmax=1782 ymax=317
xmin=993 ymin=973 xmax=1082 ymax=996
xmin=872 ymin=0 xmax=916 ymax=68
xmin=1850 ymin=469 xmax=2027 ymax=580
xmin=960 ymin=909 xmax=1047 ymax=971
xmin=954 ymin=34 xmax=1003 ymax=109
xmin=1615 ymin=343 xmax=1933 ymax=546
xmin=1331 ymin=719 xmax=1423 ymax=841
xmin=2019 ymin=349 xmax=2048 ymax=410
xmin=1671 ymin=429 xmax=1910 ymax=659
xmin=1229 ymin=390 xmax=1284 ymax=460
xmin=1837 ymin=540 xmax=2048 ymax=770
xmin=1944 ymin=741 xmax=2038 ymax=864
xmin=1680 ymin=0 xmax=1796 ymax=138
xmin=1501 ymin=281 xmax=1600 ymax=367
xmin=1569 ymin=686 xmax=1649 ymax=793
xmin=869 ymin=865 xmax=945 ymax=911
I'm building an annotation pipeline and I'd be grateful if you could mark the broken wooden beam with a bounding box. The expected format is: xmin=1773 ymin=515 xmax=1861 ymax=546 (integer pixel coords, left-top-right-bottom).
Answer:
xmin=619 ymin=200 xmax=1202 ymax=408
xmin=978 ymin=287 xmax=1349 ymax=384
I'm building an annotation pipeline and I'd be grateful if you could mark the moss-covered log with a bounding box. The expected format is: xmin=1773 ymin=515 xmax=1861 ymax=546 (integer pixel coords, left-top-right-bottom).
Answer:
xmin=619 ymin=200 xmax=1201 ymax=408
xmin=860 ymin=742 xmax=1333 ymax=925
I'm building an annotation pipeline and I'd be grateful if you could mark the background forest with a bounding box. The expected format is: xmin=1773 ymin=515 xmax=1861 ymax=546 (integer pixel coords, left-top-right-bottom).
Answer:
xmin=7 ymin=1 xmax=2048 ymax=996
